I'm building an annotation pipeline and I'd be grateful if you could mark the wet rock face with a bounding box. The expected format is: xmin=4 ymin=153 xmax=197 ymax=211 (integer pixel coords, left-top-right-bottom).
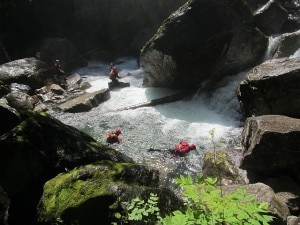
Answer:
xmin=140 ymin=0 xmax=268 ymax=89
xmin=236 ymin=57 xmax=300 ymax=119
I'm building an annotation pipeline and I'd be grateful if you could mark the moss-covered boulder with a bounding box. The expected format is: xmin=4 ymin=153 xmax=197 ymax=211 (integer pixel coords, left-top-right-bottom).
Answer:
xmin=37 ymin=161 xmax=182 ymax=225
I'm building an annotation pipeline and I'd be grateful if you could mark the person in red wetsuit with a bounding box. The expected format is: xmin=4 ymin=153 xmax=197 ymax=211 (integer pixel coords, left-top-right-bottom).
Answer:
xmin=173 ymin=141 xmax=196 ymax=157
xmin=106 ymin=129 xmax=122 ymax=144
xmin=53 ymin=59 xmax=67 ymax=88
xmin=109 ymin=64 xmax=121 ymax=83
xmin=54 ymin=59 xmax=65 ymax=75
xmin=148 ymin=141 xmax=196 ymax=159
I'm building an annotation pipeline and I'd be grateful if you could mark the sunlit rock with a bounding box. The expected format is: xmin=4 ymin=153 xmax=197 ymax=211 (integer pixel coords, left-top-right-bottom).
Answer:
xmin=5 ymin=91 xmax=34 ymax=111
xmin=202 ymin=149 xmax=248 ymax=185
xmin=58 ymin=88 xmax=110 ymax=113
xmin=223 ymin=182 xmax=290 ymax=224
xmin=0 ymin=57 xmax=54 ymax=90
xmin=236 ymin=57 xmax=300 ymax=118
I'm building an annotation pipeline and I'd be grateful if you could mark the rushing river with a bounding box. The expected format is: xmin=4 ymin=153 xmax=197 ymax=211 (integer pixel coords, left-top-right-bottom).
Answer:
xmin=48 ymin=57 xmax=245 ymax=187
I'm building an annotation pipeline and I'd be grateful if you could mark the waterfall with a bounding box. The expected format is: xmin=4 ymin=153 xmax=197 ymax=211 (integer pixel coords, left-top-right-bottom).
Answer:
xmin=264 ymin=35 xmax=281 ymax=60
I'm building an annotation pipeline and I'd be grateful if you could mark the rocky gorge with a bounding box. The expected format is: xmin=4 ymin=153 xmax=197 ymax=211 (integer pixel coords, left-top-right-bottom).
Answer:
xmin=1 ymin=0 xmax=300 ymax=225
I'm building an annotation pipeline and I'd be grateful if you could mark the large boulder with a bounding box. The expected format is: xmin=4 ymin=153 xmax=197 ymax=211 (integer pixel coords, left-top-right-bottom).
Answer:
xmin=0 ymin=57 xmax=54 ymax=91
xmin=5 ymin=91 xmax=34 ymax=111
xmin=140 ymin=0 xmax=268 ymax=89
xmin=37 ymin=161 xmax=183 ymax=225
xmin=236 ymin=57 xmax=300 ymax=119
xmin=240 ymin=115 xmax=300 ymax=182
xmin=0 ymin=111 xmax=133 ymax=225
xmin=252 ymin=0 xmax=289 ymax=36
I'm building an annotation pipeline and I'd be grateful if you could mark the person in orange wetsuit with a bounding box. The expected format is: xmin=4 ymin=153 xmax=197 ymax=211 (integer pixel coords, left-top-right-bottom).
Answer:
xmin=106 ymin=129 xmax=122 ymax=144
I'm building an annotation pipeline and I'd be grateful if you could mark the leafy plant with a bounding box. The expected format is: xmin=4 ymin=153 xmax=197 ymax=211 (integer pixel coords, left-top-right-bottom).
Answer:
xmin=165 ymin=174 xmax=274 ymax=225
xmin=112 ymin=175 xmax=273 ymax=225
xmin=112 ymin=193 xmax=162 ymax=225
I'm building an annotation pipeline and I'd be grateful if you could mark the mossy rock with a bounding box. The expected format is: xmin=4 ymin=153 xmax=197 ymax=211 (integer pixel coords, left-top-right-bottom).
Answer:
xmin=37 ymin=161 xmax=173 ymax=225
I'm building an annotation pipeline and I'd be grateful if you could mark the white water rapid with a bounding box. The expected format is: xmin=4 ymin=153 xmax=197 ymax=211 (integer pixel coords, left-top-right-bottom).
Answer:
xmin=49 ymin=57 xmax=245 ymax=187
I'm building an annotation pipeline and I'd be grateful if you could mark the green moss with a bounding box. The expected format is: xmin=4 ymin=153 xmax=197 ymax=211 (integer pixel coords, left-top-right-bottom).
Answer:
xmin=15 ymin=135 xmax=25 ymax=143
xmin=89 ymin=141 xmax=99 ymax=148
xmin=40 ymin=161 xmax=134 ymax=219
xmin=38 ymin=111 xmax=48 ymax=117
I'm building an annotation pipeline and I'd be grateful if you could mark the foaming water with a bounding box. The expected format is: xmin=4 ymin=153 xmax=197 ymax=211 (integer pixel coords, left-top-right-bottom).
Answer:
xmin=49 ymin=57 xmax=244 ymax=186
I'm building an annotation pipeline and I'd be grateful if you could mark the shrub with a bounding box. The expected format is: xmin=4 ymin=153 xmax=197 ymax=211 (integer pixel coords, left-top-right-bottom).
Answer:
xmin=113 ymin=175 xmax=273 ymax=225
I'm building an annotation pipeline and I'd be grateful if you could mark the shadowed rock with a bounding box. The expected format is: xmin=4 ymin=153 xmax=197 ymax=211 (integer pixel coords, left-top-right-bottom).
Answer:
xmin=240 ymin=115 xmax=300 ymax=181
xmin=140 ymin=0 xmax=268 ymax=89
xmin=0 ymin=98 xmax=21 ymax=136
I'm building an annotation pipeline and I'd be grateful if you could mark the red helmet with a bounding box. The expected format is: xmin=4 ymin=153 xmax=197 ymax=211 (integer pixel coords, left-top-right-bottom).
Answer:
xmin=189 ymin=144 xmax=196 ymax=150
xmin=115 ymin=129 xmax=121 ymax=135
